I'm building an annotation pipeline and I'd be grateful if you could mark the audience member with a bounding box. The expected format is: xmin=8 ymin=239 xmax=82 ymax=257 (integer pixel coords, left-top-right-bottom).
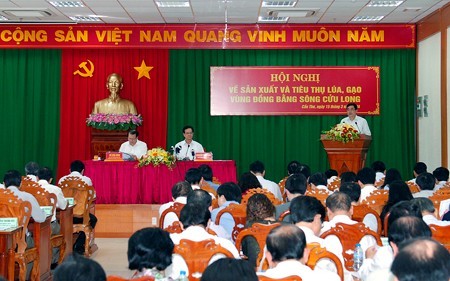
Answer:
xmin=249 ymin=160 xmax=282 ymax=200
xmin=380 ymin=180 xmax=413 ymax=222
xmin=159 ymin=181 xmax=192 ymax=229
xmin=413 ymin=172 xmax=435 ymax=198
xmin=128 ymin=227 xmax=174 ymax=279
xmin=238 ymin=172 xmax=262 ymax=195
xmin=24 ymin=161 xmax=40 ymax=182
xmin=433 ymin=167 xmax=449 ymax=191
xmin=380 ymin=168 xmax=402 ymax=190
xmin=54 ymin=254 xmax=106 ymax=281
xmin=210 ymin=182 xmax=242 ymax=239
xmin=184 ymin=168 xmax=203 ymax=190
xmin=391 ymin=238 xmax=450 ymax=281
xmin=340 ymin=171 xmax=357 ymax=184
xmin=259 ymin=225 xmax=339 ymax=280
xmin=275 ymin=173 xmax=307 ymax=222
xmin=411 ymin=197 xmax=450 ymax=226
xmin=297 ymin=163 xmax=311 ymax=180
xmin=371 ymin=161 xmax=386 ymax=182
xmin=340 ymin=182 xmax=377 ymax=232
xmin=356 ymin=167 xmax=376 ymax=202
xmin=287 ymin=160 xmax=302 ymax=176
xmin=58 ymin=160 xmax=93 ymax=186
xmin=325 ymin=169 xmax=338 ymax=185
xmin=201 ymin=258 xmax=258 ymax=281
xmin=308 ymin=172 xmax=331 ymax=193
xmin=119 ymin=129 xmax=148 ymax=160
xmin=198 ymin=164 xmax=220 ymax=191
xmin=408 ymin=161 xmax=427 ymax=183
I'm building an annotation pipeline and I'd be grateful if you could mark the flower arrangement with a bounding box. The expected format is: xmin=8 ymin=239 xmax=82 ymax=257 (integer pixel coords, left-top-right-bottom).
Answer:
xmin=138 ymin=147 xmax=176 ymax=169
xmin=322 ymin=123 xmax=360 ymax=143
xmin=86 ymin=113 xmax=143 ymax=131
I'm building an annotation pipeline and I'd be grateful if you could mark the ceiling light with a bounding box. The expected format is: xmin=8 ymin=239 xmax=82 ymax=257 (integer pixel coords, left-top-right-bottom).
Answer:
xmin=48 ymin=1 xmax=85 ymax=8
xmin=155 ymin=1 xmax=190 ymax=8
xmin=367 ymin=1 xmax=404 ymax=7
xmin=403 ymin=7 xmax=422 ymax=12
xmin=268 ymin=9 xmax=316 ymax=17
xmin=262 ymin=1 xmax=297 ymax=8
xmin=258 ymin=16 xmax=289 ymax=23
xmin=0 ymin=15 xmax=7 ymax=21
xmin=351 ymin=16 xmax=384 ymax=22
xmin=3 ymin=9 xmax=52 ymax=17
xmin=69 ymin=16 xmax=101 ymax=22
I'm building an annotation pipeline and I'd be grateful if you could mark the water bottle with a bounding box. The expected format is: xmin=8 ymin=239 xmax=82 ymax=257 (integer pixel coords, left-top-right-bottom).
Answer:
xmin=353 ymin=243 xmax=363 ymax=271
xmin=178 ymin=270 xmax=188 ymax=281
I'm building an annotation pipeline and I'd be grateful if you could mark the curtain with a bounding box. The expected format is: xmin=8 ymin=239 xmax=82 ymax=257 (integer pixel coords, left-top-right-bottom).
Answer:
xmin=167 ymin=49 xmax=416 ymax=181
xmin=58 ymin=49 xmax=169 ymax=179
xmin=0 ymin=49 xmax=61 ymax=175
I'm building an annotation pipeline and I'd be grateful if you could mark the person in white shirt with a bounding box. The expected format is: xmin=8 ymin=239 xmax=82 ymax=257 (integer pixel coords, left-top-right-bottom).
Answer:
xmin=167 ymin=203 xmax=240 ymax=279
xmin=24 ymin=161 xmax=40 ymax=182
xmin=308 ymin=172 xmax=332 ymax=194
xmin=371 ymin=161 xmax=386 ymax=183
xmin=174 ymin=125 xmax=204 ymax=161
xmin=357 ymin=167 xmax=377 ymax=202
xmin=119 ymin=129 xmax=148 ymax=160
xmin=250 ymin=160 xmax=282 ymax=200
xmin=411 ymin=197 xmax=450 ymax=226
xmin=58 ymin=160 xmax=93 ymax=186
xmin=159 ymin=181 xmax=192 ymax=229
xmin=408 ymin=162 xmax=427 ymax=184
xmin=433 ymin=167 xmax=449 ymax=191
xmin=413 ymin=172 xmax=435 ymax=198
xmin=340 ymin=103 xmax=371 ymax=136
xmin=258 ymin=224 xmax=340 ymax=281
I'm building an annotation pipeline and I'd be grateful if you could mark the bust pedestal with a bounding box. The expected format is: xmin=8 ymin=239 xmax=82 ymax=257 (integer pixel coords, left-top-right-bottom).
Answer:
xmin=91 ymin=129 xmax=126 ymax=159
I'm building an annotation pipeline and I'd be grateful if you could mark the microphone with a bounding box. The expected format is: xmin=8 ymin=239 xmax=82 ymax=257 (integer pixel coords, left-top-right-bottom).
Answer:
xmin=185 ymin=144 xmax=190 ymax=158
xmin=355 ymin=121 xmax=360 ymax=132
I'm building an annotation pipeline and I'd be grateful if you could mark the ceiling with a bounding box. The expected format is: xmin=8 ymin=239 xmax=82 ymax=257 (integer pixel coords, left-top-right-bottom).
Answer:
xmin=0 ymin=0 xmax=448 ymax=24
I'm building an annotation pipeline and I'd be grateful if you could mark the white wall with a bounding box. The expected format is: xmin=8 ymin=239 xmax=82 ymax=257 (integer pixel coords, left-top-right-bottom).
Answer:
xmin=448 ymin=27 xmax=450 ymax=165
xmin=417 ymin=33 xmax=441 ymax=170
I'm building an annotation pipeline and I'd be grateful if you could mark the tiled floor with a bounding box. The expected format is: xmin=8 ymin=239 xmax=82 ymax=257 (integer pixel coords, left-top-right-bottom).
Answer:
xmin=91 ymin=238 xmax=132 ymax=278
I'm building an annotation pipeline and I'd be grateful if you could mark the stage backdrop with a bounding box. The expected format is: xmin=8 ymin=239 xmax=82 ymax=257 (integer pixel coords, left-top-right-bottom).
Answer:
xmin=167 ymin=49 xmax=416 ymax=181
xmin=57 ymin=49 xmax=169 ymax=179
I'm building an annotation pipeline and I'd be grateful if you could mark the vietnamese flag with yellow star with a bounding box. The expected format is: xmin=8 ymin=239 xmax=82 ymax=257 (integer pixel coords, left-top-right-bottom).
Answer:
xmin=58 ymin=49 xmax=169 ymax=178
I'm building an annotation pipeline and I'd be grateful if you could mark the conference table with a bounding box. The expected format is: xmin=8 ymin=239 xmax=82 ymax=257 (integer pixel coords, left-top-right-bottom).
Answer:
xmin=83 ymin=160 xmax=237 ymax=204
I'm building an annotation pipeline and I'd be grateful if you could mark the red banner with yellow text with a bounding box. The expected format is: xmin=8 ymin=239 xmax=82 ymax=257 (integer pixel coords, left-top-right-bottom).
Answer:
xmin=210 ymin=66 xmax=380 ymax=116
xmin=0 ymin=24 xmax=414 ymax=49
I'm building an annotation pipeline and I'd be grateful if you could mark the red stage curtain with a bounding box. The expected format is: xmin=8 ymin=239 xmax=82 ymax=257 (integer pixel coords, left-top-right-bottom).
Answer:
xmin=57 ymin=49 xmax=169 ymax=179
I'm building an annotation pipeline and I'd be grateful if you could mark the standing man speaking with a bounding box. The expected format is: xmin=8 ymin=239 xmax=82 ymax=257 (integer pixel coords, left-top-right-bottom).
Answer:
xmin=340 ymin=103 xmax=371 ymax=136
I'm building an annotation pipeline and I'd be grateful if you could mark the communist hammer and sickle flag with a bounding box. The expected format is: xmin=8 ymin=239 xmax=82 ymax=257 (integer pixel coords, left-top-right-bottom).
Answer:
xmin=73 ymin=59 xmax=95 ymax=77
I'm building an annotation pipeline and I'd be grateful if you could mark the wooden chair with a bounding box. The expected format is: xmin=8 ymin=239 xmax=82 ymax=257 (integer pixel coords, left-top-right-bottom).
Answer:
xmin=434 ymin=187 xmax=450 ymax=197
xmin=214 ymin=203 xmax=246 ymax=241
xmin=241 ymin=188 xmax=283 ymax=206
xmin=361 ymin=189 xmax=388 ymax=215
xmin=107 ymin=276 xmax=154 ymax=281
xmin=306 ymin=243 xmax=344 ymax=281
xmin=320 ymin=222 xmax=382 ymax=271
xmin=59 ymin=177 xmax=96 ymax=256
xmin=164 ymin=221 xmax=183 ymax=234
xmin=429 ymin=193 xmax=450 ymax=215
xmin=429 ymin=224 xmax=450 ymax=251
xmin=158 ymin=202 xmax=185 ymax=229
xmin=383 ymin=212 xmax=390 ymax=237
xmin=200 ymin=182 xmax=217 ymax=198
xmin=258 ymin=275 xmax=302 ymax=281
xmin=278 ymin=176 xmax=288 ymax=202
xmin=352 ymin=204 xmax=382 ymax=235
xmin=374 ymin=178 xmax=385 ymax=188
xmin=305 ymin=189 xmax=329 ymax=206
xmin=327 ymin=177 xmax=341 ymax=192
xmin=278 ymin=210 xmax=290 ymax=221
xmin=235 ymin=222 xmax=281 ymax=270
xmin=212 ymin=177 xmax=221 ymax=185
xmin=21 ymin=183 xmax=67 ymax=264
xmin=406 ymin=181 xmax=420 ymax=194
xmin=173 ymin=239 xmax=234 ymax=281
xmin=0 ymin=190 xmax=39 ymax=281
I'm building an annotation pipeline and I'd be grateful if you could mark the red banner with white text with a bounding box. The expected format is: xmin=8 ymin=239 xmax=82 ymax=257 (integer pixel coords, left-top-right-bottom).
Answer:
xmin=0 ymin=24 xmax=414 ymax=49
xmin=210 ymin=66 xmax=380 ymax=116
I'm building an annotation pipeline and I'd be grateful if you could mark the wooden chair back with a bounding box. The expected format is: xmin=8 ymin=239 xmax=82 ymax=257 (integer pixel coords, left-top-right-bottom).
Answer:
xmin=383 ymin=212 xmax=390 ymax=237
xmin=21 ymin=182 xmax=57 ymax=216
xmin=173 ymin=239 xmax=234 ymax=281
xmin=352 ymin=204 xmax=382 ymax=235
xmin=320 ymin=222 xmax=382 ymax=271
xmin=215 ymin=203 xmax=246 ymax=241
xmin=159 ymin=202 xmax=185 ymax=229
xmin=406 ymin=181 xmax=420 ymax=194
xmin=429 ymin=193 xmax=450 ymax=215
xmin=306 ymin=243 xmax=344 ymax=281
xmin=258 ymin=275 xmax=302 ymax=281
xmin=107 ymin=276 xmax=154 ymax=281
xmin=212 ymin=177 xmax=221 ymax=185
xmin=278 ymin=176 xmax=288 ymax=202
xmin=375 ymin=178 xmax=385 ymax=188
xmin=429 ymin=224 xmax=450 ymax=251
xmin=164 ymin=221 xmax=183 ymax=234
xmin=200 ymin=182 xmax=217 ymax=198
xmin=59 ymin=176 xmax=95 ymax=220
xmin=434 ymin=187 xmax=450 ymax=197
xmin=327 ymin=177 xmax=341 ymax=192
xmin=235 ymin=222 xmax=281 ymax=270
xmin=278 ymin=210 xmax=290 ymax=221
xmin=361 ymin=189 xmax=388 ymax=215
xmin=241 ymin=188 xmax=283 ymax=206
xmin=305 ymin=189 xmax=329 ymax=206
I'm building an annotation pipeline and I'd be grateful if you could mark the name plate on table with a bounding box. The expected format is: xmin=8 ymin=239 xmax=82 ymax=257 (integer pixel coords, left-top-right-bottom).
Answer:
xmin=0 ymin=217 xmax=18 ymax=230
xmin=66 ymin=197 xmax=75 ymax=206
xmin=105 ymin=152 xmax=124 ymax=162
xmin=40 ymin=206 xmax=53 ymax=217
xmin=194 ymin=152 xmax=213 ymax=161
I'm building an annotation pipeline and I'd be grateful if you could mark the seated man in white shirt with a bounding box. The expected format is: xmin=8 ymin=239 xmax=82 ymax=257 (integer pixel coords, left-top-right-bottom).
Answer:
xmin=408 ymin=162 xmax=427 ymax=184
xmin=308 ymin=172 xmax=332 ymax=193
xmin=58 ymin=160 xmax=93 ymax=186
xmin=258 ymin=224 xmax=339 ymax=281
xmin=119 ymin=129 xmax=148 ymax=160
xmin=250 ymin=160 xmax=282 ymax=200
xmin=371 ymin=161 xmax=386 ymax=183
xmin=433 ymin=167 xmax=449 ymax=191
xmin=359 ymin=207 xmax=431 ymax=281
xmin=167 ymin=202 xmax=240 ymax=279
xmin=357 ymin=167 xmax=377 ymax=202
xmin=159 ymin=181 xmax=192 ymax=229
xmin=24 ymin=161 xmax=40 ymax=182
xmin=411 ymin=197 xmax=450 ymax=226
xmin=413 ymin=172 xmax=436 ymax=198
xmin=340 ymin=182 xmax=378 ymax=233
